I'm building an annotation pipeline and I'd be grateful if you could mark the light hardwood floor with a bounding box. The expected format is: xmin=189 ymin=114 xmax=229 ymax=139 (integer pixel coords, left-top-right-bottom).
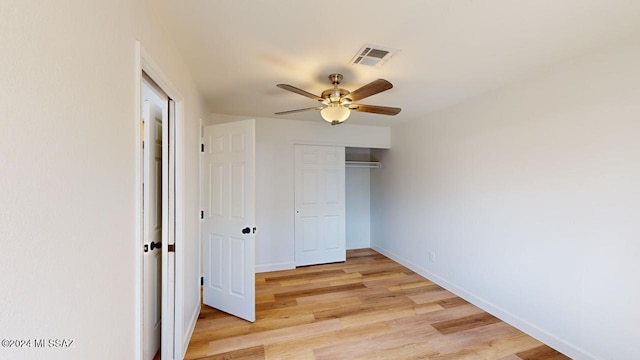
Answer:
xmin=185 ymin=249 xmax=570 ymax=359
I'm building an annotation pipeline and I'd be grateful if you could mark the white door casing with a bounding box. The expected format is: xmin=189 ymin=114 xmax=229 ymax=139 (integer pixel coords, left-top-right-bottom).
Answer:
xmin=202 ymin=119 xmax=256 ymax=322
xmin=162 ymin=98 xmax=176 ymax=359
xmin=142 ymin=80 xmax=166 ymax=360
xmin=294 ymin=145 xmax=346 ymax=266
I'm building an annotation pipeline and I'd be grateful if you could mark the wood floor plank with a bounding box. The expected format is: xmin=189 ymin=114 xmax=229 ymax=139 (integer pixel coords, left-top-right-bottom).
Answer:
xmin=246 ymin=313 xmax=317 ymax=334
xmin=314 ymin=322 xmax=440 ymax=359
xmin=430 ymin=332 xmax=544 ymax=360
xmin=435 ymin=296 xmax=470 ymax=309
xmin=408 ymin=288 xmax=459 ymax=304
xmin=345 ymin=248 xmax=380 ymax=257
xmin=254 ymin=298 xmax=298 ymax=312
xmin=280 ymin=271 xmax=362 ymax=287
xmin=339 ymin=302 xmax=444 ymax=327
xmin=414 ymin=302 xmax=449 ymax=314
xmin=266 ymin=348 xmax=315 ymax=360
xmin=259 ymin=296 xmax=363 ymax=319
xmin=388 ymin=279 xmax=436 ymax=291
xmin=361 ymin=270 xmax=408 ymax=282
xmin=344 ymin=261 xmax=406 ymax=274
xmin=255 ymin=293 xmax=275 ymax=304
xmin=349 ymin=342 xmax=438 ymax=360
xmin=194 ymin=311 xmax=249 ymax=331
xmin=432 ymin=312 xmax=502 ymax=335
xmin=328 ymin=277 xmax=367 ymax=286
xmin=294 ymin=285 xmax=390 ymax=305
xmin=517 ymin=344 xmax=572 ymax=360
xmin=189 ymin=323 xmax=252 ymax=344
xmin=195 ymin=345 xmax=265 ymax=360
xmin=429 ymin=321 xmax=523 ymax=354
xmin=312 ymin=291 xmax=416 ymax=321
xmin=207 ymin=319 xmax=343 ymax=356
xmin=265 ymin=322 xmax=393 ymax=360
xmin=185 ymin=249 xmax=572 ymax=360
xmin=273 ymin=282 xmax=366 ymax=301
xmin=388 ymin=304 xmax=485 ymax=328
xmin=497 ymin=355 xmax=523 ymax=360
xmin=184 ymin=341 xmax=213 ymax=360
xmin=263 ymin=269 xmax=346 ymax=282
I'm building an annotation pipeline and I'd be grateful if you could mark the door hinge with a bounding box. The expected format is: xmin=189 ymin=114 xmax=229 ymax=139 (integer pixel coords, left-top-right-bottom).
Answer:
xmin=168 ymin=244 xmax=175 ymax=252
xmin=200 ymin=210 xmax=204 ymax=219
xmin=201 ymin=143 xmax=204 ymax=152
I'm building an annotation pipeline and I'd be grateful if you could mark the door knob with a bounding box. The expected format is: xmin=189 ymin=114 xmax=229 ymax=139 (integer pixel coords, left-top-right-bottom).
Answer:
xmin=242 ymin=227 xmax=251 ymax=234
xmin=150 ymin=241 xmax=162 ymax=250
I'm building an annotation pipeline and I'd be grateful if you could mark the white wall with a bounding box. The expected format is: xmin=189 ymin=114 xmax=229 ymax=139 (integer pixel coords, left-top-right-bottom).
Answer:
xmin=371 ymin=35 xmax=640 ymax=360
xmin=210 ymin=114 xmax=390 ymax=271
xmin=346 ymin=167 xmax=371 ymax=249
xmin=0 ymin=2 xmax=206 ymax=359
xmin=346 ymin=148 xmax=372 ymax=250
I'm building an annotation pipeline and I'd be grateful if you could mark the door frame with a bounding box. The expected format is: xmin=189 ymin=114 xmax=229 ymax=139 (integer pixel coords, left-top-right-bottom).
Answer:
xmin=134 ymin=42 xmax=186 ymax=360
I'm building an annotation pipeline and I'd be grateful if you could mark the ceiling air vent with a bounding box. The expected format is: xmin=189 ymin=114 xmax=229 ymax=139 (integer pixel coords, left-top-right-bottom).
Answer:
xmin=350 ymin=44 xmax=400 ymax=68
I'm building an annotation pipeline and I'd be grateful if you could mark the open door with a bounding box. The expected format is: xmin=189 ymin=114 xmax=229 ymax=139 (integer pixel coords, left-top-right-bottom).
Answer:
xmin=141 ymin=78 xmax=166 ymax=360
xmin=141 ymin=70 xmax=178 ymax=358
xmin=201 ymin=119 xmax=255 ymax=322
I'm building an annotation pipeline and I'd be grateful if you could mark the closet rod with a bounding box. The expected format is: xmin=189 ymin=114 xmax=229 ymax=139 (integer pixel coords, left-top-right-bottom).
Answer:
xmin=345 ymin=161 xmax=381 ymax=169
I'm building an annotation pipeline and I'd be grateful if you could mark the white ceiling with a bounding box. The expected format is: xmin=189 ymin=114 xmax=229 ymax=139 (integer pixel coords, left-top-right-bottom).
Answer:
xmin=157 ymin=0 xmax=640 ymax=126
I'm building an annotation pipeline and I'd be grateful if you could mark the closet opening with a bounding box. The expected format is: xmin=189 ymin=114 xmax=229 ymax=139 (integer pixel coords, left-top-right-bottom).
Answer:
xmin=345 ymin=147 xmax=381 ymax=250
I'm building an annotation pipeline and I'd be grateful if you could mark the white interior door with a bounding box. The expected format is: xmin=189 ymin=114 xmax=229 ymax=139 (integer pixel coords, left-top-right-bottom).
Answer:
xmin=202 ymin=119 xmax=255 ymax=322
xmin=142 ymin=80 xmax=166 ymax=360
xmin=295 ymin=145 xmax=346 ymax=266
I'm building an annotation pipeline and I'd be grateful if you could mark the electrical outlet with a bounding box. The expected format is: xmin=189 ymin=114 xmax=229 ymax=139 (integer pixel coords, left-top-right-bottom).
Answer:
xmin=429 ymin=251 xmax=436 ymax=263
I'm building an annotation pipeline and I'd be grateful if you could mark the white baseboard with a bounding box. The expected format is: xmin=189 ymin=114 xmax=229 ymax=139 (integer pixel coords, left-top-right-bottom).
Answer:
xmin=181 ymin=300 xmax=200 ymax=359
xmin=370 ymin=244 xmax=598 ymax=360
xmin=256 ymin=262 xmax=296 ymax=273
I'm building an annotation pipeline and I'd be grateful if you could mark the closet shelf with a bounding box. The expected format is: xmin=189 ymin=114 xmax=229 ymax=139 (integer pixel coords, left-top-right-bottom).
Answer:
xmin=345 ymin=161 xmax=382 ymax=169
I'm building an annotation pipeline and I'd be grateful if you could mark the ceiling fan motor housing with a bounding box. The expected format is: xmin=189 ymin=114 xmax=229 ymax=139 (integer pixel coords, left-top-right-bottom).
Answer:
xmin=329 ymin=73 xmax=343 ymax=85
xmin=321 ymin=88 xmax=350 ymax=102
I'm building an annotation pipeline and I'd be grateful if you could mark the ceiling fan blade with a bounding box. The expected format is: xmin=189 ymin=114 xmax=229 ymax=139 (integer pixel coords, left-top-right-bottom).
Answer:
xmin=276 ymin=84 xmax=324 ymax=102
xmin=274 ymin=106 xmax=324 ymax=115
xmin=346 ymin=79 xmax=393 ymax=102
xmin=350 ymin=104 xmax=401 ymax=116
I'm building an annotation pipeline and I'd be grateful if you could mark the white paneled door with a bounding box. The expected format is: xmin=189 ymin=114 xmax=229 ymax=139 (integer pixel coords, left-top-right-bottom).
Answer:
xmin=142 ymin=80 xmax=166 ymax=360
xmin=295 ymin=145 xmax=346 ymax=266
xmin=202 ymin=119 xmax=256 ymax=322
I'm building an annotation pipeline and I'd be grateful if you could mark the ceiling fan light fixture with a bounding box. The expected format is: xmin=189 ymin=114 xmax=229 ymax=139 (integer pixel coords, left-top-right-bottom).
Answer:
xmin=275 ymin=73 xmax=401 ymax=124
xmin=320 ymin=104 xmax=350 ymax=125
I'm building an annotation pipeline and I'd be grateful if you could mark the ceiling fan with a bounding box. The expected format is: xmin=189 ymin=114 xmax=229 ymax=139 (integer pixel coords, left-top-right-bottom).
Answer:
xmin=275 ymin=73 xmax=401 ymax=125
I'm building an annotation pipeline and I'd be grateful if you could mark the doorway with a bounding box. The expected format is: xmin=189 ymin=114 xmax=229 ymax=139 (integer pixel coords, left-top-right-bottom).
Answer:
xmin=136 ymin=43 xmax=185 ymax=360
xmin=345 ymin=147 xmax=374 ymax=250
